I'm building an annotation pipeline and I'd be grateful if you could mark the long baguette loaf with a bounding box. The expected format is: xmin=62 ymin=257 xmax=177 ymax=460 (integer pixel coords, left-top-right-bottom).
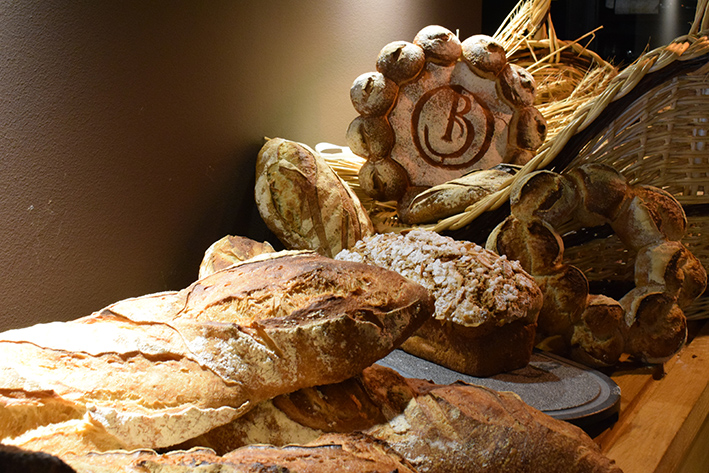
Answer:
xmin=64 ymin=433 xmax=418 ymax=473
xmin=0 ymin=251 xmax=434 ymax=455
xmin=58 ymin=364 xmax=622 ymax=473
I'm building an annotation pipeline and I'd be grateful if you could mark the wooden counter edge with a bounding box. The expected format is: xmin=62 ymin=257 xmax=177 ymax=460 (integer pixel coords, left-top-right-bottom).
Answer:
xmin=598 ymin=320 xmax=709 ymax=473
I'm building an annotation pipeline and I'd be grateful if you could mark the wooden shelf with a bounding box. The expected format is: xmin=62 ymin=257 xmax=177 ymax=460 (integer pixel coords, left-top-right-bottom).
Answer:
xmin=595 ymin=319 xmax=709 ymax=473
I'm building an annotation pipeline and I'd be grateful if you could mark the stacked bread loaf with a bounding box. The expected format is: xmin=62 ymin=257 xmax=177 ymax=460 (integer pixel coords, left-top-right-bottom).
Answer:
xmin=0 ymin=250 xmax=434 ymax=456
xmin=0 ymin=237 xmax=625 ymax=473
xmin=487 ymin=163 xmax=707 ymax=366
xmin=59 ymin=364 xmax=622 ymax=473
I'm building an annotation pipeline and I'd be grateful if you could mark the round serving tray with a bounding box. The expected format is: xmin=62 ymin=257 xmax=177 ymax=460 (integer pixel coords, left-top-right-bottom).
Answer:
xmin=377 ymin=348 xmax=620 ymax=427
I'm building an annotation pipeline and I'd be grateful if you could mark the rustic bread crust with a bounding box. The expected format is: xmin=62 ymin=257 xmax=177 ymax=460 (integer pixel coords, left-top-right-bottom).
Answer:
xmin=488 ymin=163 xmax=707 ymax=366
xmin=336 ymin=229 xmax=542 ymax=376
xmin=0 ymin=251 xmax=434 ymax=454
xmin=198 ymin=235 xmax=275 ymax=279
xmin=400 ymin=318 xmax=537 ymax=377
xmin=61 ymin=364 xmax=623 ymax=473
xmin=64 ymin=432 xmax=418 ymax=473
xmin=254 ymin=138 xmax=373 ymax=257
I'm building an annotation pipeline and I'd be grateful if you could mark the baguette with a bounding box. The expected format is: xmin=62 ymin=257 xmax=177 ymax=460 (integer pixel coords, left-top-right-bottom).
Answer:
xmin=0 ymin=251 xmax=434 ymax=454
xmin=61 ymin=364 xmax=622 ymax=473
xmin=64 ymin=433 xmax=418 ymax=473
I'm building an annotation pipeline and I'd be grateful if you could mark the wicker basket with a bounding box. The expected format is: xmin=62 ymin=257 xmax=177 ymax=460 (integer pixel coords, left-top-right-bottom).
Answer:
xmin=323 ymin=0 xmax=709 ymax=318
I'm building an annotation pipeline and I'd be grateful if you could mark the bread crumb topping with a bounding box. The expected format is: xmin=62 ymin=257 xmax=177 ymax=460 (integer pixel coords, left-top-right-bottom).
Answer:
xmin=336 ymin=229 xmax=538 ymax=327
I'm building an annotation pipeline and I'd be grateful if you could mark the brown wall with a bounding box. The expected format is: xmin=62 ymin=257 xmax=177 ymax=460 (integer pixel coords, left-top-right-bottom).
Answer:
xmin=0 ymin=1 xmax=482 ymax=331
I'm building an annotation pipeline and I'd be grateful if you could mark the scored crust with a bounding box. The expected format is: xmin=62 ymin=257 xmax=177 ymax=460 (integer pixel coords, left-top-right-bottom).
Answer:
xmin=254 ymin=138 xmax=374 ymax=258
xmin=488 ymin=163 xmax=707 ymax=366
xmin=0 ymin=251 xmax=434 ymax=454
xmin=59 ymin=364 xmax=623 ymax=473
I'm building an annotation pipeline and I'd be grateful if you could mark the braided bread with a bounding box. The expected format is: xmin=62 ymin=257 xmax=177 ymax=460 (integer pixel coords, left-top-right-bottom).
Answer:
xmin=487 ymin=163 xmax=707 ymax=366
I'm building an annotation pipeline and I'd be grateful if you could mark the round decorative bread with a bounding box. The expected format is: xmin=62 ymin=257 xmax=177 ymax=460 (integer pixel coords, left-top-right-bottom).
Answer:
xmin=347 ymin=26 xmax=547 ymax=214
xmin=486 ymin=163 xmax=707 ymax=366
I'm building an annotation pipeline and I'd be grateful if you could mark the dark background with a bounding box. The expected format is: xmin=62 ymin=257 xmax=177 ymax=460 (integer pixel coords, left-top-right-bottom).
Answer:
xmin=483 ymin=0 xmax=699 ymax=66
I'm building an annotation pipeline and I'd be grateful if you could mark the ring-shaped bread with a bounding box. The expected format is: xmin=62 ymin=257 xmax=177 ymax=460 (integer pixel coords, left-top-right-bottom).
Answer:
xmin=486 ymin=163 xmax=707 ymax=366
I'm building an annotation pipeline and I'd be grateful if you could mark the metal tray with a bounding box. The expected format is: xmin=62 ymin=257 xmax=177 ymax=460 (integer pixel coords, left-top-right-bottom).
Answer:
xmin=377 ymin=348 xmax=620 ymax=427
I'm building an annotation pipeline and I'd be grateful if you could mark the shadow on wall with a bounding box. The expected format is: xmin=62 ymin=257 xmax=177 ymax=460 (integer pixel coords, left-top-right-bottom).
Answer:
xmin=0 ymin=0 xmax=481 ymax=330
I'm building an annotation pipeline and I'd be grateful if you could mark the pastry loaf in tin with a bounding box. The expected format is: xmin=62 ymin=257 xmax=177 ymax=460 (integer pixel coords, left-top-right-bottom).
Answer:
xmin=336 ymin=229 xmax=542 ymax=376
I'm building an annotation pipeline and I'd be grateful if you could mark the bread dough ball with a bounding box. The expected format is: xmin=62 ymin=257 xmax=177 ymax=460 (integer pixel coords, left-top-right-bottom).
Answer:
xmin=376 ymin=41 xmax=425 ymax=84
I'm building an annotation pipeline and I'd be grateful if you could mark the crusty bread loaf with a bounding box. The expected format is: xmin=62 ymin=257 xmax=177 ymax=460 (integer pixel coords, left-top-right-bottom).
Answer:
xmin=488 ymin=163 xmax=707 ymax=366
xmin=198 ymin=235 xmax=275 ymax=279
xmin=62 ymin=433 xmax=418 ymax=473
xmin=363 ymin=366 xmax=622 ymax=473
xmin=61 ymin=364 xmax=623 ymax=473
xmin=349 ymin=27 xmax=547 ymax=215
xmin=398 ymin=165 xmax=517 ymax=225
xmin=0 ymin=251 xmax=434 ymax=455
xmin=254 ymin=137 xmax=374 ymax=257
xmin=336 ymin=229 xmax=542 ymax=376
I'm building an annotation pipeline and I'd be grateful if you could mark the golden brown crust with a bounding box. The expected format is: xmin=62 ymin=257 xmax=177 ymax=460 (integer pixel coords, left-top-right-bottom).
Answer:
xmin=346 ymin=116 xmax=394 ymax=160
xmin=534 ymin=264 xmax=590 ymax=337
xmin=510 ymin=105 xmax=548 ymax=151
xmin=376 ymin=40 xmax=426 ymax=84
xmin=567 ymin=163 xmax=631 ymax=226
xmin=357 ymin=156 xmax=410 ymax=202
xmin=0 ymin=252 xmax=434 ymax=454
xmin=634 ymin=240 xmax=707 ymax=309
xmin=400 ymin=318 xmax=538 ymax=377
xmin=350 ymin=72 xmax=398 ymax=117
xmin=270 ymin=377 xmax=387 ymax=433
xmin=65 ymin=433 xmax=419 ymax=473
xmin=490 ymin=164 xmax=706 ymax=367
xmin=620 ymin=287 xmax=688 ymax=364
xmin=510 ymin=170 xmax=578 ymax=226
xmin=461 ymin=34 xmax=507 ymax=78
xmin=498 ymin=63 xmax=536 ymax=106
xmin=350 ymin=28 xmax=547 ymax=213
xmin=633 ymin=185 xmax=687 ymax=240
xmin=487 ymin=216 xmax=564 ymax=274
xmin=570 ymin=295 xmax=626 ymax=367
xmin=63 ymin=365 xmax=623 ymax=473
xmin=367 ymin=377 xmax=624 ymax=473
xmin=398 ymin=166 xmax=515 ymax=225
xmin=254 ymin=138 xmax=374 ymax=258
xmin=337 ymin=229 xmax=542 ymax=376
xmin=198 ymin=235 xmax=275 ymax=279
xmin=413 ymin=25 xmax=462 ymax=65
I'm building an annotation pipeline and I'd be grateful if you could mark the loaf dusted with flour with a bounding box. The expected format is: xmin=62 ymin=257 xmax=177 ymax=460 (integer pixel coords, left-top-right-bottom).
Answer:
xmin=336 ymin=229 xmax=542 ymax=376
xmin=0 ymin=251 xmax=434 ymax=456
